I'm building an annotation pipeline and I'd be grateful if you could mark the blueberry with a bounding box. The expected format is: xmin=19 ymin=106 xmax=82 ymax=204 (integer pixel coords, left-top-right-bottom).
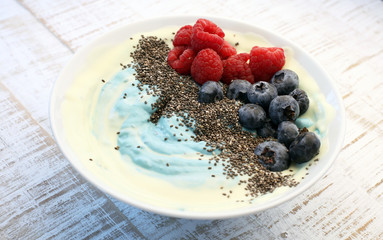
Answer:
xmin=256 ymin=119 xmax=277 ymax=138
xmin=247 ymin=81 xmax=278 ymax=109
xmin=290 ymin=88 xmax=309 ymax=115
xmin=226 ymin=79 xmax=252 ymax=103
xmin=277 ymin=121 xmax=299 ymax=147
xmin=254 ymin=141 xmax=290 ymax=172
xmin=198 ymin=81 xmax=223 ymax=103
xmin=289 ymin=132 xmax=321 ymax=164
xmin=271 ymin=69 xmax=299 ymax=95
xmin=239 ymin=104 xmax=266 ymax=130
xmin=269 ymin=95 xmax=300 ymax=125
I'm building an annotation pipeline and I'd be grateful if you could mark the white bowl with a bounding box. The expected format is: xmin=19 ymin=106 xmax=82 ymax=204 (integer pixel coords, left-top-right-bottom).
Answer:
xmin=50 ymin=16 xmax=346 ymax=219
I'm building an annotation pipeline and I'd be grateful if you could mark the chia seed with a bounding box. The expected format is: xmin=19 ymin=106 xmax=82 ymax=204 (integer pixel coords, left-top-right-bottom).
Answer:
xmin=129 ymin=35 xmax=297 ymax=200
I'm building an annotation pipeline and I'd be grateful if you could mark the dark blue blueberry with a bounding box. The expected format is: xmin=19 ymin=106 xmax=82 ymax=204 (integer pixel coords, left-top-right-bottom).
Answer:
xmin=247 ymin=81 xmax=278 ymax=109
xmin=269 ymin=95 xmax=300 ymax=125
xmin=226 ymin=79 xmax=252 ymax=103
xmin=289 ymin=88 xmax=309 ymax=115
xmin=238 ymin=104 xmax=266 ymax=130
xmin=289 ymin=132 xmax=321 ymax=164
xmin=256 ymin=119 xmax=277 ymax=138
xmin=254 ymin=141 xmax=290 ymax=172
xmin=198 ymin=81 xmax=223 ymax=103
xmin=277 ymin=121 xmax=299 ymax=147
xmin=271 ymin=69 xmax=299 ymax=95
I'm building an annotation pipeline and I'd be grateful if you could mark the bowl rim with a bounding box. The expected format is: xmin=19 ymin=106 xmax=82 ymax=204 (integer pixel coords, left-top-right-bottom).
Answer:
xmin=50 ymin=15 xmax=346 ymax=219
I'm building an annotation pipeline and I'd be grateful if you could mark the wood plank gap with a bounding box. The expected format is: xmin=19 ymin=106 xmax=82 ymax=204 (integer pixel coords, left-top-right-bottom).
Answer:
xmin=342 ymin=48 xmax=383 ymax=73
xmin=367 ymin=178 xmax=383 ymax=193
xmin=345 ymin=217 xmax=376 ymax=240
xmin=302 ymin=183 xmax=333 ymax=206
xmin=342 ymin=118 xmax=383 ymax=151
xmin=15 ymin=0 xmax=74 ymax=53
xmin=0 ymin=81 xmax=52 ymax=139
xmin=0 ymin=82 xmax=143 ymax=237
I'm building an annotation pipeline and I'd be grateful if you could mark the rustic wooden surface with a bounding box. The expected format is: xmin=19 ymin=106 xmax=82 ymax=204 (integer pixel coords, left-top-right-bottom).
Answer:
xmin=1 ymin=0 xmax=383 ymax=239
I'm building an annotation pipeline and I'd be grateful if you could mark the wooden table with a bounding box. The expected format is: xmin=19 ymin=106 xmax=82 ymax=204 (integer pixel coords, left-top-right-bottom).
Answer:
xmin=1 ymin=0 xmax=383 ymax=239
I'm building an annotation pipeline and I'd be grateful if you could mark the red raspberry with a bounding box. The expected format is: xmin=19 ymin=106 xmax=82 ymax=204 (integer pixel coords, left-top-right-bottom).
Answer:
xmin=191 ymin=48 xmax=223 ymax=85
xmin=218 ymin=40 xmax=237 ymax=59
xmin=221 ymin=53 xmax=254 ymax=85
xmin=191 ymin=18 xmax=225 ymax=53
xmin=167 ymin=46 xmax=196 ymax=75
xmin=249 ymin=46 xmax=285 ymax=82
xmin=173 ymin=25 xmax=193 ymax=47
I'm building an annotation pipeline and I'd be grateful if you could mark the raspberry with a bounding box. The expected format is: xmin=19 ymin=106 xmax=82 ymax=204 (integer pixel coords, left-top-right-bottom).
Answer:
xmin=218 ymin=40 xmax=237 ymax=59
xmin=191 ymin=48 xmax=223 ymax=85
xmin=167 ymin=46 xmax=196 ymax=75
xmin=191 ymin=18 xmax=225 ymax=53
xmin=249 ymin=46 xmax=285 ymax=82
xmin=173 ymin=25 xmax=193 ymax=47
xmin=221 ymin=53 xmax=254 ymax=85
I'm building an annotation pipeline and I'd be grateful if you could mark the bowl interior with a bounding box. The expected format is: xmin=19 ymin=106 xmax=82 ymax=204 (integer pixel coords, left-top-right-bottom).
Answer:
xmin=50 ymin=16 xmax=345 ymax=219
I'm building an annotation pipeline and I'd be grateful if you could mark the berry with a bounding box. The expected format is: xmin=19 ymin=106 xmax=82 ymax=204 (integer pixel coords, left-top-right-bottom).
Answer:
xmin=191 ymin=18 xmax=225 ymax=53
xmin=173 ymin=25 xmax=193 ymax=47
xmin=221 ymin=53 xmax=254 ymax=85
xmin=254 ymin=141 xmax=290 ymax=172
xmin=247 ymin=81 xmax=278 ymax=109
xmin=218 ymin=40 xmax=237 ymax=59
xmin=167 ymin=46 xmax=195 ymax=75
xmin=249 ymin=46 xmax=285 ymax=82
xmin=289 ymin=132 xmax=321 ymax=164
xmin=290 ymin=88 xmax=309 ymax=115
xmin=191 ymin=48 xmax=223 ymax=85
xmin=238 ymin=104 xmax=266 ymax=130
xmin=226 ymin=79 xmax=252 ymax=103
xmin=198 ymin=81 xmax=223 ymax=103
xmin=257 ymin=119 xmax=277 ymax=138
xmin=271 ymin=69 xmax=299 ymax=95
xmin=269 ymin=95 xmax=300 ymax=125
xmin=277 ymin=121 xmax=299 ymax=147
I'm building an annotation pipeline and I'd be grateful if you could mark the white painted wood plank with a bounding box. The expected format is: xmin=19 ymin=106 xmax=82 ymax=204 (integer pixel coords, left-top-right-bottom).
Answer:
xmin=0 ymin=1 xmax=145 ymax=239
xmin=0 ymin=1 xmax=72 ymax=133
xmin=0 ymin=0 xmax=382 ymax=239
xmin=0 ymin=83 xmax=146 ymax=240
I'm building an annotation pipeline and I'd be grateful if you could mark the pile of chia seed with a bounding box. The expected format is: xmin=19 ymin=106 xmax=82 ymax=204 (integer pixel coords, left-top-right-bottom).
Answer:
xmin=128 ymin=35 xmax=297 ymax=200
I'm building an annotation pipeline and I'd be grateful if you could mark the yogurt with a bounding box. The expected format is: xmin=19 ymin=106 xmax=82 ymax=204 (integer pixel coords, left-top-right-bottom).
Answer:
xmin=61 ymin=26 xmax=335 ymax=212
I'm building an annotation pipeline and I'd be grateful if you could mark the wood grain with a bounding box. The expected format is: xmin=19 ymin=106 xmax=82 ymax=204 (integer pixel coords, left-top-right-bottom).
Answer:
xmin=1 ymin=0 xmax=383 ymax=239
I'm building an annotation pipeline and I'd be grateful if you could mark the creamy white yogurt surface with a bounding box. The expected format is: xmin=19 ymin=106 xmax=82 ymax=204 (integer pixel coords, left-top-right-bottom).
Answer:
xmin=61 ymin=26 xmax=335 ymax=212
